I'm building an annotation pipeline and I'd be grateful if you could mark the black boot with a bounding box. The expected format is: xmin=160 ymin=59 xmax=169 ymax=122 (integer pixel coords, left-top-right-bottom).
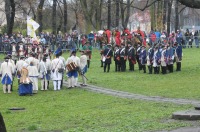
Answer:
xmin=107 ymin=64 xmax=110 ymax=72
xmin=101 ymin=60 xmax=103 ymax=67
xmin=171 ymin=65 xmax=174 ymax=73
xmin=177 ymin=62 xmax=181 ymax=71
xmin=154 ymin=67 xmax=157 ymax=74
xmin=87 ymin=60 xmax=90 ymax=68
xmin=143 ymin=65 xmax=146 ymax=73
xmin=157 ymin=66 xmax=160 ymax=74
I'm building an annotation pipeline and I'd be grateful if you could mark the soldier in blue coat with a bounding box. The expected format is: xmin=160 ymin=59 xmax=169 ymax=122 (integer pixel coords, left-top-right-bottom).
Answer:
xmin=147 ymin=45 xmax=154 ymax=74
xmin=153 ymin=47 xmax=161 ymax=74
xmin=103 ymin=44 xmax=113 ymax=72
xmin=167 ymin=44 xmax=175 ymax=73
xmin=175 ymin=43 xmax=182 ymax=71
xmin=139 ymin=46 xmax=147 ymax=73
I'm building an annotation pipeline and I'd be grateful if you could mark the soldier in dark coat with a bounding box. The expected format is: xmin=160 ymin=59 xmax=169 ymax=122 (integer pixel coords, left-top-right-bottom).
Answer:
xmin=175 ymin=43 xmax=182 ymax=71
xmin=113 ymin=45 xmax=120 ymax=72
xmin=103 ymin=44 xmax=113 ymax=72
xmin=119 ymin=43 xmax=127 ymax=72
xmin=127 ymin=42 xmax=136 ymax=71
xmin=139 ymin=46 xmax=147 ymax=73
xmin=147 ymin=45 xmax=154 ymax=74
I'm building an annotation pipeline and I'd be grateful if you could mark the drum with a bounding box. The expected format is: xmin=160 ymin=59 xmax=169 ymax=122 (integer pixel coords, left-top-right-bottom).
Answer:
xmin=66 ymin=62 xmax=77 ymax=71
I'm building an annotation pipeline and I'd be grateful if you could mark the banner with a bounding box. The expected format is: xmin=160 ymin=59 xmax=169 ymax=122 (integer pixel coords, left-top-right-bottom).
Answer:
xmin=27 ymin=16 xmax=40 ymax=38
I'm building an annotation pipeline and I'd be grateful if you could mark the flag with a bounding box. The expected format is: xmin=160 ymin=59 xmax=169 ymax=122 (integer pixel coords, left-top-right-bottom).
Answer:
xmin=27 ymin=16 xmax=40 ymax=38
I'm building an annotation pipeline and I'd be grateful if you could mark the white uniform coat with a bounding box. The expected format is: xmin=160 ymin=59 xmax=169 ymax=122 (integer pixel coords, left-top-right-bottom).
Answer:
xmin=16 ymin=60 xmax=26 ymax=72
xmin=0 ymin=61 xmax=14 ymax=81
xmin=80 ymin=55 xmax=87 ymax=70
xmin=51 ymin=58 xmax=64 ymax=80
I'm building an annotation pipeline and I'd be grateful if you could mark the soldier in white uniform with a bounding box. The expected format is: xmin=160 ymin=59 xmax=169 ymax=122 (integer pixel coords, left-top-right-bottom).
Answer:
xmin=26 ymin=53 xmax=39 ymax=69
xmin=51 ymin=53 xmax=64 ymax=91
xmin=66 ymin=50 xmax=80 ymax=88
xmin=38 ymin=57 xmax=51 ymax=90
xmin=27 ymin=61 xmax=39 ymax=93
xmin=11 ymin=42 xmax=18 ymax=64
xmin=16 ymin=56 xmax=26 ymax=84
xmin=0 ymin=56 xmax=15 ymax=93
xmin=37 ymin=44 xmax=43 ymax=61
xmin=18 ymin=41 xmax=25 ymax=57
xmin=80 ymin=50 xmax=88 ymax=86
xmin=58 ymin=51 xmax=65 ymax=88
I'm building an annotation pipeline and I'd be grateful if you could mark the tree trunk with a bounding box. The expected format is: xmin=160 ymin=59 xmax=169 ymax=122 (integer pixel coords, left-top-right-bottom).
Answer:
xmin=175 ymin=0 xmax=179 ymax=32
xmin=120 ymin=0 xmax=131 ymax=29
xmin=115 ymin=0 xmax=120 ymax=27
xmin=162 ymin=0 xmax=167 ymax=31
xmin=0 ymin=113 xmax=6 ymax=132
xmin=107 ymin=0 xmax=111 ymax=30
xmin=52 ymin=0 xmax=57 ymax=34
xmin=167 ymin=0 xmax=173 ymax=35
xmin=80 ymin=0 xmax=96 ymax=33
xmin=37 ymin=0 xmax=45 ymax=33
xmin=124 ymin=0 xmax=130 ymax=28
xmin=5 ymin=0 xmax=15 ymax=36
xmin=57 ymin=17 xmax=63 ymax=34
xmin=95 ymin=0 xmax=103 ymax=30
xmin=63 ymin=0 xmax=67 ymax=33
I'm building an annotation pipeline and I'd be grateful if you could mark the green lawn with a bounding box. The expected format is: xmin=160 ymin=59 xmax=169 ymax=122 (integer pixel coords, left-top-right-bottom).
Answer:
xmin=0 ymin=88 xmax=192 ymax=132
xmin=0 ymin=47 xmax=199 ymax=131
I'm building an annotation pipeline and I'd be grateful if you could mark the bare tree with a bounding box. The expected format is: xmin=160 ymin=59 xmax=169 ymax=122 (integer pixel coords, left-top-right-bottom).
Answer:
xmin=5 ymin=0 xmax=15 ymax=35
xmin=167 ymin=0 xmax=173 ymax=35
xmin=52 ymin=0 xmax=57 ymax=34
xmin=115 ymin=0 xmax=120 ymax=27
xmin=63 ymin=0 xmax=67 ymax=32
xmin=107 ymin=0 xmax=111 ymax=29
xmin=175 ymin=0 xmax=179 ymax=31
xmin=37 ymin=0 xmax=45 ymax=32
xmin=120 ymin=0 xmax=132 ymax=29
xmin=162 ymin=0 xmax=167 ymax=30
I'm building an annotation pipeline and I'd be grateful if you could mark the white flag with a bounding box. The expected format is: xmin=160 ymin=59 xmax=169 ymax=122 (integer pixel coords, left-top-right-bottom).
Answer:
xmin=27 ymin=16 xmax=40 ymax=38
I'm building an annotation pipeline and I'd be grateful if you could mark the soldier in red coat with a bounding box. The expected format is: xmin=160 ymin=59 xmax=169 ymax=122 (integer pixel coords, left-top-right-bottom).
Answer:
xmin=104 ymin=28 xmax=111 ymax=44
xmin=114 ymin=28 xmax=121 ymax=46
xmin=122 ymin=28 xmax=132 ymax=40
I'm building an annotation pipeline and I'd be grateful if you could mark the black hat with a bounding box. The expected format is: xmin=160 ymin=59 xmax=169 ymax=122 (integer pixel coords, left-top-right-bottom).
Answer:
xmin=17 ymin=41 xmax=23 ymax=44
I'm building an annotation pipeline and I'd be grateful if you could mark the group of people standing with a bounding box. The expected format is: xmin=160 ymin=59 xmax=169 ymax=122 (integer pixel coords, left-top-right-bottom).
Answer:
xmin=0 ymin=41 xmax=90 ymax=94
xmin=100 ymin=27 xmax=183 ymax=75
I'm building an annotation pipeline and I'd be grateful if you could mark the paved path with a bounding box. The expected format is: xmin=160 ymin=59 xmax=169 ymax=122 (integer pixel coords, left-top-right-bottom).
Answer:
xmin=63 ymin=82 xmax=200 ymax=106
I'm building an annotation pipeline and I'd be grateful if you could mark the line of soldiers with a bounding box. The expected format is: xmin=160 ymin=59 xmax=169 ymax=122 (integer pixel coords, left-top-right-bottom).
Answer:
xmin=101 ymin=41 xmax=182 ymax=74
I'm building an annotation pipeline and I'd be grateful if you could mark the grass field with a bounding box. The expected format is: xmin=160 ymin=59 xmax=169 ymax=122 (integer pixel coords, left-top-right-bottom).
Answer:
xmin=0 ymin=47 xmax=199 ymax=131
